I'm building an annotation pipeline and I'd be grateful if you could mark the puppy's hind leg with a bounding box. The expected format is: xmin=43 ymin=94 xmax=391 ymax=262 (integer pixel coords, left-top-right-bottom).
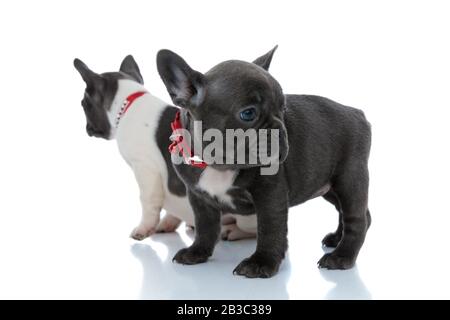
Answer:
xmin=318 ymin=164 xmax=370 ymax=270
xmin=321 ymin=190 xmax=344 ymax=248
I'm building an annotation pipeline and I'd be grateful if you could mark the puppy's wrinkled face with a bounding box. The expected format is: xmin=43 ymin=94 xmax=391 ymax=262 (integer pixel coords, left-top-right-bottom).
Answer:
xmin=157 ymin=47 xmax=288 ymax=168
xmin=73 ymin=55 xmax=144 ymax=139
xmin=196 ymin=60 xmax=285 ymax=131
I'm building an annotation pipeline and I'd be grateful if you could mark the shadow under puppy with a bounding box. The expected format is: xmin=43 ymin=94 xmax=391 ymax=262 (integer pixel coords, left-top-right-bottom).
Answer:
xmin=73 ymin=55 xmax=257 ymax=241
xmin=157 ymin=47 xmax=372 ymax=278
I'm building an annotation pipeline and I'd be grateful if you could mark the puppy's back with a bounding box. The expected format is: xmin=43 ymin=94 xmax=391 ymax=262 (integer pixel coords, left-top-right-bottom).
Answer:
xmin=282 ymin=94 xmax=371 ymax=203
xmin=284 ymin=94 xmax=371 ymax=150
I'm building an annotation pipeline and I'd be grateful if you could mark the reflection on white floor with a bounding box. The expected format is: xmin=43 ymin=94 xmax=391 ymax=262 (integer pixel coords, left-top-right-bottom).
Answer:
xmin=128 ymin=213 xmax=372 ymax=300
xmin=131 ymin=232 xmax=291 ymax=300
xmin=319 ymin=257 xmax=371 ymax=300
xmin=131 ymin=236 xmax=371 ymax=300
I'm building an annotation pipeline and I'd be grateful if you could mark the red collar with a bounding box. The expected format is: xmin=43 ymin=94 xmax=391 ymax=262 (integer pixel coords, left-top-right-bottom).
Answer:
xmin=115 ymin=91 xmax=147 ymax=128
xmin=168 ymin=111 xmax=207 ymax=169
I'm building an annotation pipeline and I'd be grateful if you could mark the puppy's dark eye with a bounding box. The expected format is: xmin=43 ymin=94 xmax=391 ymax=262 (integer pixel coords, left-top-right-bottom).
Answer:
xmin=239 ymin=107 xmax=257 ymax=122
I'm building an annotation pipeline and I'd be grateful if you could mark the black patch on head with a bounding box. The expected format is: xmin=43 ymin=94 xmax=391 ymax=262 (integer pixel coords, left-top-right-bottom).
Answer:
xmin=74 ymin=57 xmax=144 ymax=139
xmin=155 ymin=106 xmax=187 ymax=197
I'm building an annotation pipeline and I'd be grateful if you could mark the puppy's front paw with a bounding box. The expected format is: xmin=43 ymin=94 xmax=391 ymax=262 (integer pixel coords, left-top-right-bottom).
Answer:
xmin=317 ymin=252 xmax=355 ymax=270
xmin=322 ymin=232 xmax=342 ymax=248
xmin=233 ymin=254 xmax=280 ymax=278
xmin=172 ymin=247 xmax=211 ymax=265
xmin=130 ymin=224 xmax=156 ymax=241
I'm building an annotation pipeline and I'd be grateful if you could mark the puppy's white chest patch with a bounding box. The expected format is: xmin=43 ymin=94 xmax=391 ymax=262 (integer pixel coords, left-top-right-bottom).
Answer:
xmin=197 ymin=168 xmax=237 ymax=207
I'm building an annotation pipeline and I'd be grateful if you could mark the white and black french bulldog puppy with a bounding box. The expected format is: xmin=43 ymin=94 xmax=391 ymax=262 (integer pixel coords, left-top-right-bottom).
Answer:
xmin=73 ymin=55 xmax=257 ymax=241
xmin=157 ymin=47 xmax=372 ymax=278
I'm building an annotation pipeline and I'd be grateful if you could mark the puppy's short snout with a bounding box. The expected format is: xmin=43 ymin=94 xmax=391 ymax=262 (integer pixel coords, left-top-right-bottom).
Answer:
xmin=86 ymin=124 xmax=94 ymax=136
xmin=86 ymin=124 xmax=105 ymax=137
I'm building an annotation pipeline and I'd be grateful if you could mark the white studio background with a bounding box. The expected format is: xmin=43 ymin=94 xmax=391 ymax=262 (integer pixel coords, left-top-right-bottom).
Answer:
xmin=0 ymin=0 xmax=449 ymax=299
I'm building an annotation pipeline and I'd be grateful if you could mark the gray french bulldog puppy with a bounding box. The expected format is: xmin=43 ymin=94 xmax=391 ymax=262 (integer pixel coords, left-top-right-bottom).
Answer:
xmin=156 ymin=46 xmax=372 ymax=278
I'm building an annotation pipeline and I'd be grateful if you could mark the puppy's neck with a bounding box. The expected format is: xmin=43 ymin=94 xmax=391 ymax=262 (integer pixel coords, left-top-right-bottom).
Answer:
xmin=107 ymin=79 xmax=147 ymax=139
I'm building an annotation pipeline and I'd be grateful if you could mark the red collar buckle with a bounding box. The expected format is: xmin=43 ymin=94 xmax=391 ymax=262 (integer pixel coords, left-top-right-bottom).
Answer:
xmin=168 ymin=111 xmax=207 ymax=169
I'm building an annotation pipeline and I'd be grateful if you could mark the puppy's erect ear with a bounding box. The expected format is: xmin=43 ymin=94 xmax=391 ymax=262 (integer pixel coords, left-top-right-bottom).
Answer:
xmin=73 ymin=58 xmax=104 ymax=87
xmin=120 ymin=55 xmax=144 ymax=84
xmin=156 ymin=49 xmax=206 ymax=109
xmin=253 ymin=45 xmax=278 ymax=71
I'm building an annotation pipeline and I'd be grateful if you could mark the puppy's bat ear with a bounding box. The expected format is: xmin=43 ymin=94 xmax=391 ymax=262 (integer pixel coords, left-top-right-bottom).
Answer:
xmin=253 ymin=45 xmax=278 ymax=71
xmin=120 ymin=55 xmax=144 ymax=84
xmin=156 ymin=49 xmax=206 ymax=109
xmin=73 ymin=58 xmax=104 ymax=87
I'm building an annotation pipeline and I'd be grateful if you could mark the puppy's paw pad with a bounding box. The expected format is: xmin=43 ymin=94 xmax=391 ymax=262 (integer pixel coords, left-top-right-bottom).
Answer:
xmin=317 ymin=253 xmax=355 ymax=270
xmin=321 ymin=232 xmax=341 ymax=248
xmin=172 ymin=247 xmax=210 ymax=265
xmin=233 ymin=255 xmax=280 ymax=278
xmin=130 ymin=225 xmax=156 ymax=241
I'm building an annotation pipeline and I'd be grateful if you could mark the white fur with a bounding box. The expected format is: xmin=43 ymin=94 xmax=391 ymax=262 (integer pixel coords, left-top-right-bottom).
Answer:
xmin=108 ymin=79 xmax=256 ymax=240
xmin=109 ymin=80 xmax=193 ymax=238
xmin=197 ymin=168 xmax=237 ymax=208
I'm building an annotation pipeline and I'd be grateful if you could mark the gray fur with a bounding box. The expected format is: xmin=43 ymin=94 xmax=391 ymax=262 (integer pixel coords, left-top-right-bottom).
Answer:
xmin=157 ymin=48 xmax=372 ymax=278
xmin=73 ymin=56 xmax=144 ymax=138
xmin=155 ymin=107 xmax=187 ymax=197
xmin=252 ymin=45 xmax=278 ymax=71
